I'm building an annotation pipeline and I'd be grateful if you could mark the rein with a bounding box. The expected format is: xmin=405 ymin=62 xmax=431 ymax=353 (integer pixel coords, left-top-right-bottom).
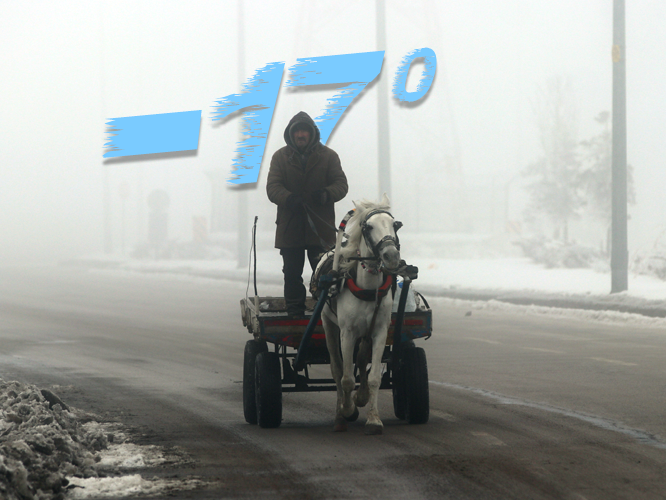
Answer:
xmin=356 ymin=250 xmax=380 ymax=274
xmin=303 ymin=203 xmax=336 ymax=251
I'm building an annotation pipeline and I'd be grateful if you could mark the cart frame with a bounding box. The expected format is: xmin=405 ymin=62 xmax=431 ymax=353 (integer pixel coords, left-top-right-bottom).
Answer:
xmin=240 ymin=274 xmax=432 ymax=428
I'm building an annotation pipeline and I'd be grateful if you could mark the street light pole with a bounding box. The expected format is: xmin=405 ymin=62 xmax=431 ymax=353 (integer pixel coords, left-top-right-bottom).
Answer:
xmin=103 ymin=168 xmax=112 ymax=254
xmin=99 ymin=3 xmax=113 ymax=255
xmin=236 ymin=0 xmax=249 ymax=269
xmin=376 ymin=0 xmax=391 ymax=200
xmin=611 ymin=0 xmax=628 ymax=293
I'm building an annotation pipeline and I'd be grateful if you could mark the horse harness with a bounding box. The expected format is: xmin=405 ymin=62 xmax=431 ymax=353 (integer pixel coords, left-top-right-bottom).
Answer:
xmin=312 ymin=208 xmax=403 ymax=329
xmin=345 ymin=209 xmax=403 ymax=338
xmin=343 ymin=208 xmax=402 ymax=302
xmin=345 ymin=273 xmax=393 ymax=302
xmin=359 ymin=209 xmax=402 ymax=261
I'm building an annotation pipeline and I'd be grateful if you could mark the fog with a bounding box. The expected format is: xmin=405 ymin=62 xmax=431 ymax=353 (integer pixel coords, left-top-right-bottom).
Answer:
xmin=2 ymin=0 xmax=665 ymax=267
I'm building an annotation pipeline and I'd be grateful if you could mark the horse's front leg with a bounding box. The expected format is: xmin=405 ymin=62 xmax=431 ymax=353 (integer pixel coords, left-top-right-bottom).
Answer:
xmin=323 ymin=311 xmax=347 ymax=432
xmin=339 ymin=329 xmax=358 ymax=421
xmin=364 ymin=322 xmax=389 ymax=435
xmin=353 ymin=337 xmax=371 ymax=408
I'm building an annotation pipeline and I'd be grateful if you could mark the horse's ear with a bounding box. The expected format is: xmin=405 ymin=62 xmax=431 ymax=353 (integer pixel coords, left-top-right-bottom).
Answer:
xmin=380 ymin=192 xmax=390 ymax=207
xmin=352 ymin=199 xmax=360 ymax=210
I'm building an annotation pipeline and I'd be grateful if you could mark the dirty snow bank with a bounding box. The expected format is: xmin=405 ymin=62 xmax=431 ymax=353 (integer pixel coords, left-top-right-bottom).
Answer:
xmin=0 ymin=379 xmax=110 ymax=499
xmin=67 ymin=474 xmax=202 ymax=499
xmin=0 ymin=379 xmax=199 ymax=499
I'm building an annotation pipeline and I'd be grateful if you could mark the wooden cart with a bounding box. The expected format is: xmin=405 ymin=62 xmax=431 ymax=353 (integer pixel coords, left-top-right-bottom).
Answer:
xmin=240 ymin=281 xmax=432 ymax=428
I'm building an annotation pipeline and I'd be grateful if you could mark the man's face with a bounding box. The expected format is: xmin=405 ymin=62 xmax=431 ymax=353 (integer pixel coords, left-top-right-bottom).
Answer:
xmin=293 ymin=128 xmax=310 ymax=149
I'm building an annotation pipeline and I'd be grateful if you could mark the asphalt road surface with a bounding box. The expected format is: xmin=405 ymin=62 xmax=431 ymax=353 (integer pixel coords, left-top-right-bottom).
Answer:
xmin=1 ymin=265 xmax=665 ymax=499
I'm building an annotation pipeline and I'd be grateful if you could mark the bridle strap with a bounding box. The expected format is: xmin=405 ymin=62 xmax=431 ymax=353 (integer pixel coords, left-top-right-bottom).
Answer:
xmin=361 ymin=210 xmax=400 ymax=259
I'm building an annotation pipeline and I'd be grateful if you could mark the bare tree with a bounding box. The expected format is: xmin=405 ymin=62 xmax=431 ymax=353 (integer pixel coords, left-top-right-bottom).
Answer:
xmin=523 ymin=77 xmax=583 ymax=242
xmin=579 ymin=110 xmax=635 ymax=253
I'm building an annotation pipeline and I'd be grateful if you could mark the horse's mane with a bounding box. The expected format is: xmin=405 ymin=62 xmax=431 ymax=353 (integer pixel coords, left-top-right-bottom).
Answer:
xmin=338 ymin=197 xmax=391 ymax=273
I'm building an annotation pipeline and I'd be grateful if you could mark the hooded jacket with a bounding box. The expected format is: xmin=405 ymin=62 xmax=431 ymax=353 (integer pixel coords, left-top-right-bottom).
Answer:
xmin=266 ymin=111 xmax=348 ymax=249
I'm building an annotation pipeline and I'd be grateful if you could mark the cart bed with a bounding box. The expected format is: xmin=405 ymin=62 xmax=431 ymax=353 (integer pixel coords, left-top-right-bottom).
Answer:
xmin=240 ymin=296 xmax=432 ymax=349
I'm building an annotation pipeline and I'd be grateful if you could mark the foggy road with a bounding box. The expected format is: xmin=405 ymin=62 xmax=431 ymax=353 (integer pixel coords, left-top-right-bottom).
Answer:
xmin=1 ymin=265 xmax=665 ymax=499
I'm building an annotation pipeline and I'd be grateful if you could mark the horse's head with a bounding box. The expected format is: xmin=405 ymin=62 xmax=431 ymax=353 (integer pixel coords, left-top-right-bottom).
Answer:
xmin=360 ymin=210 xmax=402 ymax=273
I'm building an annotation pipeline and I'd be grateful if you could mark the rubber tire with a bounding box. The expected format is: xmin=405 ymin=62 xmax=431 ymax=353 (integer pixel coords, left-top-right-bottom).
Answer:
xmin=392 ymin=340 xmax=414 ymax=420
xmin=255 ymin=351 xmax=283 ymax=428
xmin=404 ymin=347 xmax=429 ymax=424
xmin=243 ymin=339 xmax=267 ymax=424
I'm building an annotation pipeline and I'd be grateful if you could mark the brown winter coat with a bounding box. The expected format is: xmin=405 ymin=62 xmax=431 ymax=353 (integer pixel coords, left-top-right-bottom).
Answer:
xmin=266 ymin=112 xmax=348 ymax=249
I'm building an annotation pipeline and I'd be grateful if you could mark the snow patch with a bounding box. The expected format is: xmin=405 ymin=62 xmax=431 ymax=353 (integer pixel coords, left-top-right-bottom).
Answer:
xmin=96 ymin=443 xmax=166 ymax=469
xmin=432 ymin=296 xmax=666 ymax=328
xmin=67 ymin=475 xmax=202 ymax=499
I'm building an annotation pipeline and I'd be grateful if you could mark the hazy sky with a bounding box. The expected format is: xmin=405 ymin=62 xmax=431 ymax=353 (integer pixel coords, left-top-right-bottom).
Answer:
xmin=2 ymin=0 xmax=665 ymax=263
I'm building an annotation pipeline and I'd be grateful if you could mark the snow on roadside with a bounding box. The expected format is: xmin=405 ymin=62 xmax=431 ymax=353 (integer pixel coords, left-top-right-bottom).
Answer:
xmin=432 ymin=296 xmax=666 ymax=329
xmin=92 ymin=252 xmax=666 ymax=303
xmin=66 ymin=474 xmax=202 ymax=499
xmin=0 ymin=379 xmax=200 ymax=499
xmin=66 ymin=427 xmax=202 ymax=499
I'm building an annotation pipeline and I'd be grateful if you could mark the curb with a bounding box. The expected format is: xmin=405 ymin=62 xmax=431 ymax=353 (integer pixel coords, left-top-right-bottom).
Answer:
xmin=416 ymin=285 xmax=666 ymax=319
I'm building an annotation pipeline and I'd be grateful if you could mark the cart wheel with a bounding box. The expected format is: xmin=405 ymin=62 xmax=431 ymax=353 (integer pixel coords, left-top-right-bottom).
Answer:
xmin=255 ymin=351 xmax=282 ymax=428
xmin=391 ymin=340 xmax=414 ymax=420
xmin=404 ymin=347 xmax=429 ymax=424
xmin=243 ymin=339 xmax=267 ymax=424
xmin=392 ymin=369 xmax=406 ymax=420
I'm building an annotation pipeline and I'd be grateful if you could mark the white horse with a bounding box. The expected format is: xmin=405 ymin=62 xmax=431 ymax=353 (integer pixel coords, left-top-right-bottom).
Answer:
xmin=321 ymin=195 xmax=402 ymax=434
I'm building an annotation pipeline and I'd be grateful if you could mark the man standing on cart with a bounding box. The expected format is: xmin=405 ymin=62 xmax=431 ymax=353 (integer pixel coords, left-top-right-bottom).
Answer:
xmin=266 ymin=111 xmax=348 ymax=318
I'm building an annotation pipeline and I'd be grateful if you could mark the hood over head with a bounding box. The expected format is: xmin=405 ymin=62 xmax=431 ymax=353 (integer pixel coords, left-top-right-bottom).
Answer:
xmin=284 ymin=111 xmax=320 ymax=152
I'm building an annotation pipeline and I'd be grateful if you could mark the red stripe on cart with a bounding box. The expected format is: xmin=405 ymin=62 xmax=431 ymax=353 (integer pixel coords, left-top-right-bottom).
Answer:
xmin=264 ymin=319 xmax=323 ymax=327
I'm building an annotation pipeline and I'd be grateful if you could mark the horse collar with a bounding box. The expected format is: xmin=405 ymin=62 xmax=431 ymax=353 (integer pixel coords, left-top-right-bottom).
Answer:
xmin=345 ymin=274 xmax=394 ymax=302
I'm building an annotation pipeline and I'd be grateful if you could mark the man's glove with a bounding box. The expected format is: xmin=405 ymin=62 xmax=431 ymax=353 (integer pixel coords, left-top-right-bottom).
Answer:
xmin=286 ymin=194 xmax=304 ymax=210
xmin=312 ymin=189 xmax=329 ymax=206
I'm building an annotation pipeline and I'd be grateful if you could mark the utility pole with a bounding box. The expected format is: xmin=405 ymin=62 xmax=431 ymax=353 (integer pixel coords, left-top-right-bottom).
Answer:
xmin=376 ymin=0 xmax=391 ymax=200
xmin=611 ymin=0 xmax=628 ymax=293
xmin=119 ymin=181 xmax=130 ymax=255
xmin=103 ymin=168 xmax=112 ymax=254
xmin=235 ymin=0 xmax=249 ymax=269
xmin=99 ymin=3 xmax=113 ymax=255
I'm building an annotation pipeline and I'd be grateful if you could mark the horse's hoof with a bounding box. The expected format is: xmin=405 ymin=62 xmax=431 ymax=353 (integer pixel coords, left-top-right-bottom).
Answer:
xmin=345 ymin=407 xmax=360 ymax=422
xmin=364 ymin=423 xmax=383 ymax=435
xmin=353 ymin=392 xmax=368 ymax=408
xmin=341 ymin=405 xmax=357 ymax=421
xmin=334 ymin=415 xmax=348 ymax=432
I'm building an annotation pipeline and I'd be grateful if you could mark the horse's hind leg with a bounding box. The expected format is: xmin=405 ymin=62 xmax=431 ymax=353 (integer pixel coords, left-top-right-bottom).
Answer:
xmin=323 ymin=313 xmax=347 ymax=432
xmin=353 ymin=338 xmax=371 ymax=408
xmin=364 ymin=329 xmax=389 ymax=435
